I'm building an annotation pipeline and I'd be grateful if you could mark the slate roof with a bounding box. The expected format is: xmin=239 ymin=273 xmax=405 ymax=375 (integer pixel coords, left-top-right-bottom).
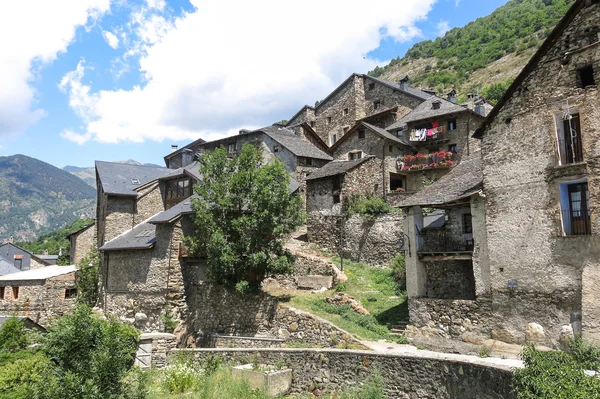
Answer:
xmin=423 ymin=209 xmax=446 ymax=230
xmin=364 ymin=75 xmax=432 ymax=101
xmin=0 ymin=265 xmax=77 ymax=283
xmin=305 ymin=156 xmax=375 ymax=181
xmin=398 ymin=152 xmax=483 ymax=207
xmin=164 ymin=137 xmax=206 ymax=161
xmin=328 ymin=121 xmax=413 ymax=154
xmin=157 ymin=161 xmax=202 ymax=182
xmin=255 ymin=126 xmax=333 ymax=161
xmin=285 ymin=105 xmax=314 ymax=127
xmin=66 ymin=221 xmax=95 ymax=239
xmin=34 ymin=255 xmax=59 ymax=265
xmin=99 ymin=222 xmax=157 ymax=251
xmin=0 ymin=260 xmax=20 ymax=275
xmin=395 ymin=96 xmax=471 ymax=125
xmin=148 ymin=196 xmax=198 ymax=224
xmin=96 ymin=161 xmax=170 ymax=196
xmin=0 ymin=243 xmax=44 ymax=274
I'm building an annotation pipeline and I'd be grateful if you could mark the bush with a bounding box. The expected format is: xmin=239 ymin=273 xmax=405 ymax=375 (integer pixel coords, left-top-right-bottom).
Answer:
xmin=513 ymin=344 xmax=600 ymax=399
xmin=162 ymin=362 xmax=200 ymax=394
xmin=569 ymin=338 xmax=600 ymax=370
xmin=390 ymin=254 xmax=406 ymax=291
xmin=346 ymin=193 xmax=392 ymax=219
xmin=0 ymin=351 xmax=53 ymax=399
xmin=0 ymin=317 xmax=28 ymax=354
xmin=76 ymin=249 xmax=100 ymax=306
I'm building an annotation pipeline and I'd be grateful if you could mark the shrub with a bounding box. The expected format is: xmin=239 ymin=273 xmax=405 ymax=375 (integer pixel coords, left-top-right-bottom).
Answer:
xmin=569 ymin=338 xmax=600 ymax=370
xmin=162 ymin=362 xmax=200 ymax=394
xmin=0 ymin=351 xmax=53 ymax=399
xmin=513 ymin=344 xmax=600 ymax=399
xmin=0 ymin=317 xmax=28 ymax=354
xmin=335 ymin=282 xmax=348 ymax=292
xmin=390 ymin=254 xmax=406 ymax=291
xmin=346 ymin=193 xmax=392 ymax=219
xmin=76 ymin=249 xmax=100 ymax=307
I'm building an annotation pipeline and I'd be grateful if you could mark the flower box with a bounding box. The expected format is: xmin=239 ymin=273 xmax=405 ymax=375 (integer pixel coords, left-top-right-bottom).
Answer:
xmin=231 ymin=364 xmax=292 ymax=397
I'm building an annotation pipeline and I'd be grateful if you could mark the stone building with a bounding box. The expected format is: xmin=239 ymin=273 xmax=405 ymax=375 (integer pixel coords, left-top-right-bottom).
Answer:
xmin=0 ymin=265 xmax=77 ymax=327
xmin=287 ymin=74 xmax=431 ymax=146
xmin=67 ymin=221 xmax=96 ymax=264
xmin=385 ymin=95 xmax=485 ymax=201
xmin=400 ymin=154 xmax=490 ymax=349
xmin=470 ymin=0 xmax=600 ymax=348
xmin=0 ymin=242 xmax=50 ymax=275
xmin=328 ymin=121 xmax=413 ymax=200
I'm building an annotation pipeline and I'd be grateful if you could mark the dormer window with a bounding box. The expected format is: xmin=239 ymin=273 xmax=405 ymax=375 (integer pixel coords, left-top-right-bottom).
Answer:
xmin=165 ymin=178 xmax=193 ymax=209
xmin=432 ymin=101 xmax=441 ymax=110
xmin=131 ymin=178 xmax=140 ymax=185
xmin=228 ymin=143 xmax=236 ymax=154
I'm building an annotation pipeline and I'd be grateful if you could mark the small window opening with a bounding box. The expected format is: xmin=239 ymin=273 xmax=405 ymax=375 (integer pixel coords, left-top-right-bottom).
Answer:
xmin=301 ymin=157 xmax=313 ymax=166
xmin=343 ymin=126 xmax=349 ymax=134
xmin=227 ymin=143 xmax=236 ymax=154
xmin=448 ymin=144 xmax=458 ymax=154
xmin=333 ymin=194 xmax=341 ymax=204
xmin=349 ymin=151 xmax=362 ymax=161
xmin=273 ymin=144 xmax=280 ymax=153
xmin=389 ymin=173 xmax=406 ymax=192
xmin=131 ymin=178 xmax=140 ymax=185
xmin=343 ymin=108 xmax=349 ymax=116
xmin=368 ymin=83 xmax=375 ymax=90
xmin=310 ymin=121 xmax=315 ymax=128
xmin=14 ymin=258 xmax=22 ymax=270
xmin=332 ymin=176 xmax=341 ymax=191
xmin=64 ymin=288 xmax=78 ymax=299
xmin=432 ymin=101 xmax=441 ymax=110
xmin=462 ymin=213 xmax=473 ymax=234
xmin=448 ymin=120 xmax=457 ymax=131
xmin=0 ymin=287 xmax=4 ymax=300
xmin=374 ymin=100 xmax=382 ymax=110
xmin=330 ymin=134 xmax=337 ymax=145
xmin=577 ymin=65 xmax=596 ymax=88
xmin=358 ymin=129 xmax=366 ymax=139
xmin=12 ymin=287 xmax=19 ymax=300
xmin=326 ymin=117 xmax=332 ymax=125
xmin=388 ymin=145 xmax=393 ymax=153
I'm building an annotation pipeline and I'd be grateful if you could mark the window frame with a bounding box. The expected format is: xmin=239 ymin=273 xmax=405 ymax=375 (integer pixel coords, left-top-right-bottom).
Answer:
xmin=11 ymin=287 xmax=19 ymax=301
xmin=64 ymin=287 xmax=78 ymax=300
xmin=358 ymin=129 xmax=366 ymax=139
xmin=576 ymin=65 xmax=596 ymax=88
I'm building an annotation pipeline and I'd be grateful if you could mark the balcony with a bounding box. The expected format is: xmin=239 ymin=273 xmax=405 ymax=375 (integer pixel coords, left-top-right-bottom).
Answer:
xmin=417 ymin=229 xmax=474 ymax=256
xmin=561 ymin=208 xmax=592 ymax=236
xmin=397 ymin=150 xmax=455 ymax=172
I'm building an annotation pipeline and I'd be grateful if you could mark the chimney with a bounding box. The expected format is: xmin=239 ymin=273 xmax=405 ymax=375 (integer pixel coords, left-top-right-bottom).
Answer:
xmin=466 ymin=93 xmax=475 ymax=110
xmin=474 ymin=99 xmax=486 ymax=116
xmin=8 ymin=236 xmax=13 ymax=244
xmin=447 ymin=89 xmax=457 ymax=104
xmin=399 ymin=75 xmax=409 ymax=91
xmin=171 ymin=144 xmax=179 ymax=153
xmin=239 ymin=129 xmax=252 ymax=135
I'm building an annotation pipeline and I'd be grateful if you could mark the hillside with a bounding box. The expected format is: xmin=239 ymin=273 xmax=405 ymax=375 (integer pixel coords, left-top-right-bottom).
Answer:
xmin=0 ymin=154 xmax=96 ymax=242
xmin=64 ymin=159 xmax=164 ymax=187
xmin=369 ymin=0 xmax=575 ymax=102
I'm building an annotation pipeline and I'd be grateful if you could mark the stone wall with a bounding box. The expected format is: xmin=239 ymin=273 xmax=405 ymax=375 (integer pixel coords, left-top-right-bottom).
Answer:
xmin=362 ymin=76 xmax=422 ymax=119
xmin=210 ymin=334 xmax=285 ymax=349
xmin=342 ymin=213 xmax=404 ymax=266
xmin=70 ymin=224 xmax=96 ymax=265
xmin=425 ymin=261 xmax=476 ymax=300
xmin=478 ymin=1 xmax=600 ymax=347
xmin=134 ymin=183 xmax=164 ymax=225
xmin=166 ymin=348 xmax=516 ymax=399
xmin=264 ymin=252 xmax=340 ymax=291
xmin=0 ymin=272 xmax=77 ymax=327
xmin=103 ymin=196 xmax=135 ymax=245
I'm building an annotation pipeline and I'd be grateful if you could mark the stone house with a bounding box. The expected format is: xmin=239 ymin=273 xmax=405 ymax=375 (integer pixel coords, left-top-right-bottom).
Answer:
xmin=400 ymin=154 xmax=490 ymax=348
xmin=470 ymin=0 xmax=600 ymax=348
xmin=328 ymin=121 xmax=414 ymax=200
xmin=67 ymin=221 xmax=96 ymax=264
xmin=305 ymin=156 xmax=378 ymax=250
xmin=287 ymin=74 xmax=431 ymax=146
xmin=0 ymin=265 xmax=77 ymax=327
xmin=0 ymin=242 xmax=50 ymax=275
xmin=385 ymin=95 xmax=485 ymax=201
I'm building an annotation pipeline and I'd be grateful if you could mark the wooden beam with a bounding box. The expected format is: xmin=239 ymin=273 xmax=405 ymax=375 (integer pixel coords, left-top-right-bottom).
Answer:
xmin=420 ymin=254 xmax=473 ymax=261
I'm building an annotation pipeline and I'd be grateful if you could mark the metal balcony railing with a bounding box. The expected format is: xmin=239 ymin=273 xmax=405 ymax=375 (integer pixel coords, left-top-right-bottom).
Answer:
xmin=417 ymin=229 xmax=474 ymax=253
xmin=557 ymin=138 xmax=584 ymax=165
xmin=561 ymin=208 xmax=592 ymax=236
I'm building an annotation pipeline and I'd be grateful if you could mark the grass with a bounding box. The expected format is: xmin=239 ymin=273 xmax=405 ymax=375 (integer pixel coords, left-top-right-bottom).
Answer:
xmin=280 ymin=257 xmax=408 ymax=342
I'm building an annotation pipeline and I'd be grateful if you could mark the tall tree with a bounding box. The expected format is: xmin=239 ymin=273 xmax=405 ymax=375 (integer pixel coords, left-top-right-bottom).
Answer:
xmin=186 ymin=144 xmax=304 ymax=290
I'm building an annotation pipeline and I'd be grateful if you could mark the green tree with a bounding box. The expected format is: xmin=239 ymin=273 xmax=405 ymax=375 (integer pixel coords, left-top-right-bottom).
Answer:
xmin=186 ymin=144 xmax=304 ymax=289
xmin=0 ymin=318 xmax=28 ymax=354
xmin=76 ymin=248 xmax=100 ymax=306
xmin=43 ymin=305 xmax=139 ymax=398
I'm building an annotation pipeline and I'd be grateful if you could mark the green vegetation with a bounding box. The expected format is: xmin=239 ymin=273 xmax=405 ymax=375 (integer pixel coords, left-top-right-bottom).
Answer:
xmin=186 ymin=144 xmax=304 ymax=289
xmin=482 ymin=79 xmax=514 ymax=103
xmin=17 ymin=218 xmax=94 ymax=265
xmin=346 ymin=193 xmax=393 ymax=219
xmin=513 ymin=342 xmax=600 ymax=398
xmin=0 ymin=154 xmax=95 ymax=243
xmin=0 ymin=307 xmax=141 ymax=399
xmin=368 ymin=0 xmax=574 ymax=91
xmin=391 ymin=254 xmax=406 ymax=291
xmin=75 ymin=248 xmax=100 ymax=306
xmin=284 ymin=257 xmax=408 ymax=341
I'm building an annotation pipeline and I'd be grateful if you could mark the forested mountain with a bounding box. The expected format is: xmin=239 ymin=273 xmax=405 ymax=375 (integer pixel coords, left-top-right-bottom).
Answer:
xmin=0 ymin=154 xmax=95 ymax=243
xmin=64 ymin=159 xmax=163 ymax=187
xmin=369 ymin=0 xmax=575 ymax=102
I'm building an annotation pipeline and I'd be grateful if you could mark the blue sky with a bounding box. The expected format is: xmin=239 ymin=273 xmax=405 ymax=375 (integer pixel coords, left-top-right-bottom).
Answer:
xmin=0 ymin=0 xmax=509 ymax=169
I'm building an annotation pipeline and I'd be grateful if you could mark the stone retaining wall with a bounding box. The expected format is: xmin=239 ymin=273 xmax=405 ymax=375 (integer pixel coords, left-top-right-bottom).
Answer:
xmin=210 ymin=334 xmax=285 ymax=349
xmin=166 ymin=348 xmax=516 ymax=399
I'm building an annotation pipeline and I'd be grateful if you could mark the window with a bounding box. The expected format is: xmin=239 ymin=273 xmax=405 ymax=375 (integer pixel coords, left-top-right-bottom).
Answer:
xmin=0 ymin=287 xmax=4 ymax=300
xmin=326 ymin=117 xmax=332 ymax=125
xmin=388 ymin=145 xmax=393 ymax=153
xmin=227 ymin=143 xmax=236 ymax=154
xmin=131 ymin=178 xmax=140 ymax=185
xmin=64 ymin=288 xmax=78 ymax=299
xmin=462 ymin=213 xmax=473 ymax=234
xmin=330 ymin=134 xmax=337 ymax=146
xmin=448 ymin=144 xmax=458 ymax=154
xmin=396 ymin=129 xmax=404 ymax=138
xmin=358 ymin=129 xmax=366 ymax=139
xmin=310 ymin=121 xmax=315 ymax=128
xmin=165 ymin=178 xmax=193 ymax=208
xmin=349 ymin=151 xmax=362 ymax=161
xmin=14 ymin=258 xmax=22 ymax=270
xmin=332 ymin=176 xmax=341 ymax=191
xmin=300 ymin=157 xmax=313 ymax=166
xmin=559 ymin=180 xmax=591 ymax=236
xmin=389 ymin=173 xmax=406 ymax=192
xmin=374 ymin=100 xmax=382 ymax=110
xmin=11 ymin=287 xmax=18 ymax=301
xmin=343 ymin=126 xmax=349 ymax=134
xmin=368 ymin=83 xmax=375 ymax=91
xmin=557 ymin=113 xmax=584 ymax=164
xmin=273 ymin=144 xmax=280 ymax=153
xmin=577 ymin=65 xmax=596 ymax=88
xmin=432 ymin=101 xmax=441 ymax=110
xmin=333 ymin=194 xmax=341 ymax=204
xmin=343 ymin=108 xmax=349 ymax=116
xmin=448 ymin=120 xmax=457 ymax=131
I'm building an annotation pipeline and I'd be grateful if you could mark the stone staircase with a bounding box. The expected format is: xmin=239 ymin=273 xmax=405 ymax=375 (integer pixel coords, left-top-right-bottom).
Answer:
xmin=390 ymin=321 xmax=410 ymax=336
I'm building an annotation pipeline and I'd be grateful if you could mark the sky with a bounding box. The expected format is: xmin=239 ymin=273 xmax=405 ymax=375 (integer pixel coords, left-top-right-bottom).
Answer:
xmin=0 ymin=0 xmax=509 ymax=169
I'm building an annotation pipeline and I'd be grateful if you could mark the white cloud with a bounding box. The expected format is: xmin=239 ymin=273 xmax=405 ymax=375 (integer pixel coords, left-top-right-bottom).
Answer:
xmin=102 ymin=30 xmax=120 ymax=49
xmin=437 ymin=20 xmax=451 ymax=36
xmin=145 ymin=0 xmax=165 ymax=11
xmin=60 ymin=0 xmax=437 ymax=145
xmin=0 ymin=0 xmax=111 ymax=136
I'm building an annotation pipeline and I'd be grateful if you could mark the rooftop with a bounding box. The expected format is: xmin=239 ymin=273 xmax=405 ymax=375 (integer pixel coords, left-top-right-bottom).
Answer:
xmin=305 ymin=156 xmax=375 ymax=181
xmin=390 ymin=96 xmax=472 ymax=128
xmin=255 ymin=126 xmax=333 ymax=161
xmin=99 ymin=222 xmax=157 ymax=251
xmin=0 ymin=265 xmax=77 ymax=283
xmin=95 ymin=161 xmax=170 ymax=196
